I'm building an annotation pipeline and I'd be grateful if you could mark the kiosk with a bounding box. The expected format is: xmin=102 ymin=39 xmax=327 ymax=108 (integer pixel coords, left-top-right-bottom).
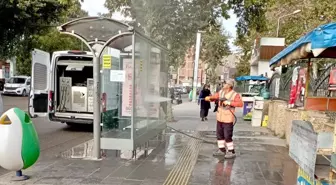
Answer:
xmin=235 ymin=75 xmax=269 ymax=120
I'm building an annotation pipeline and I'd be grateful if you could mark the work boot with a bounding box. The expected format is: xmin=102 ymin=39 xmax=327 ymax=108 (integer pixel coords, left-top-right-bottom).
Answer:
xmin=205 ymin=117 xmax=208 ymax=121
xmin=201 ymin=118 xmax=204 ymax=121
xmin=213 ymin=149 xmax=225 ymax=156
xmin=225 ymin=151 xmax=236 ymax=159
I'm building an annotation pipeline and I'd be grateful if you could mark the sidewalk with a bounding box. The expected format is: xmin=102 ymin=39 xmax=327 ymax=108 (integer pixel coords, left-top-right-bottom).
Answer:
xmin=0 ymin=102 xmax=298 ymax=185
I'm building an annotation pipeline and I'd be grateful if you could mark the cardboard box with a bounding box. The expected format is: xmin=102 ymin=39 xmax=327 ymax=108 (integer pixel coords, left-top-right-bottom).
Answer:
xmin=71 ymin=86 xmax=88 ymax=112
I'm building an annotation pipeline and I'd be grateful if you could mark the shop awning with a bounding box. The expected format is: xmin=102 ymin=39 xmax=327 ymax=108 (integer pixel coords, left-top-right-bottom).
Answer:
xmin=235 ymin=75 xmax=269 ymax=81
xmin=269 ymin=22 xmax=336 ymax=69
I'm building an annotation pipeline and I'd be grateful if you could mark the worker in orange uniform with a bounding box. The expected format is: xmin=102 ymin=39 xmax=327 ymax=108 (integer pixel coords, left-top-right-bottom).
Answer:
xmin=205 ymin=79 xmax=243 ymax=158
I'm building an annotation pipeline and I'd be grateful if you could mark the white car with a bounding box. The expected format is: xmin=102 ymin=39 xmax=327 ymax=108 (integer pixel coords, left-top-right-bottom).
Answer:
xmin=3 ymin=76 xmax=31 ymax=96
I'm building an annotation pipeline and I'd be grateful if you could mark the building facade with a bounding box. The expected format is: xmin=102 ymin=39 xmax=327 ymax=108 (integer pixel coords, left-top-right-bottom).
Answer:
xmin=216 ymin=54 xmax=239 ymax=82
xmin=177 ymin=47 xmax=206 ymax=87
xmin=250 ymin=37 xmax=285 ymax=78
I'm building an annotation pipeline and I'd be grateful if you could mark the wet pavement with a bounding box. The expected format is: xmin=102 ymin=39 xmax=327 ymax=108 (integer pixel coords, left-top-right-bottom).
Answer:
xmin=0 ymin=102 xmax=298 ymax=185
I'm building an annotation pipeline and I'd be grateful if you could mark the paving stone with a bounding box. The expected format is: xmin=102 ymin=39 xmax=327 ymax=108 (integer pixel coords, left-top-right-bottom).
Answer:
xmin=0 ymin=106 xmax=299 ymax=185
xmin=261 ymin=170 xmax=283 ymax=181
xmin=126 ymin=162 xmax=159 ymax=181
xmin=266 ymin=180 xmax=284 ymax=185
xmin=246 ymin=179 xmax=267 ymax=185
xmin=120 ymin=179 xmax=143 ymax=185
xmin=141 ymin=179 xmax=164 ymax=185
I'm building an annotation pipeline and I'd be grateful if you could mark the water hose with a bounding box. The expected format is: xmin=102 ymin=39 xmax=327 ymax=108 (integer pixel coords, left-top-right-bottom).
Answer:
xmin=167 ymin=99 xmax=238 ymax=144
xmin=166 ymin=125 xmax=216 ymax=144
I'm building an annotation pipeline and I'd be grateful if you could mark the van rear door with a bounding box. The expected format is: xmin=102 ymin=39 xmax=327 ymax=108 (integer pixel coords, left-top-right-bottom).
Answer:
xmin=28 ymin=49 xmax=50 ymax=118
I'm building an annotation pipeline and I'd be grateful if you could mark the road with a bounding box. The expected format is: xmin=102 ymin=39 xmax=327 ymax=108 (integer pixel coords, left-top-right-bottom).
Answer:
xmin=0 ymin=94 xmax=190 ymax=176
xmin=0 ymin=95 xmax=93 ymax=176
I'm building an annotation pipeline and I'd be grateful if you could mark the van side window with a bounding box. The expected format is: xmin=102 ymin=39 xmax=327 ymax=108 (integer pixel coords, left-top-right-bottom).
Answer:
xmin=26 ymin=79 xmax=31 ymax=85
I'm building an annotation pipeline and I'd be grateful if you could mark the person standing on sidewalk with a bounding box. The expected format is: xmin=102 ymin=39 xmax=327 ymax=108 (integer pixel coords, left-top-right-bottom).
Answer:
xmin=198 ymin=84 xmax=211 ymax=121
xmin=205 ymin=79 xmax=243 ymax=158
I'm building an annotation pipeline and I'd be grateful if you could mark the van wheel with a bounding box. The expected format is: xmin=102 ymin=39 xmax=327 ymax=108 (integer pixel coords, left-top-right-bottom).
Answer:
xmin=22 ymin=90 xmax=27 ymax=96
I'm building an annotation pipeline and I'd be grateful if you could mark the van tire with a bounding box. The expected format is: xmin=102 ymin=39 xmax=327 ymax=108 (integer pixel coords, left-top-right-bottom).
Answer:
xmin=22 ymin=90 xmax=27 ymax=96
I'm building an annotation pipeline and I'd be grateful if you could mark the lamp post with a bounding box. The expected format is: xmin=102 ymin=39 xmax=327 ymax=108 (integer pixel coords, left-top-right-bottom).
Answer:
xmin=276 ymin=9 xmax=302 ymax=37
xmin=192 ymin=30 xmax=205 ymax=102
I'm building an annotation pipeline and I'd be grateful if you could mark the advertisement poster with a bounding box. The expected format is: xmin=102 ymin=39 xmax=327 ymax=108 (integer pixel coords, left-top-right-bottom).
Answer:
xmin=295 ymin=68 xmax=307 ymax=107
xmin=121 ymin=58 xmax=159 ymax=118
xmin=297 ymin=168 xmax=329 ymax=185
xmin=148 ymin=51 xmax=161 ymax=118
xmin=289 ymin=67 xmax=300 ymax=108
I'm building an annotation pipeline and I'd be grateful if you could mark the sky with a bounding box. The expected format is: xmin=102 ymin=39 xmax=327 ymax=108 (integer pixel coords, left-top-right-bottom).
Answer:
xmin=81 ymin=0 xmax=238 ymax=51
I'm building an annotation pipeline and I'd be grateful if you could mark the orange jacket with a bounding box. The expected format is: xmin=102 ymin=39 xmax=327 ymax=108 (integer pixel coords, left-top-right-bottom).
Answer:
xmin=207 ymin=89 xmax=243 ymax=123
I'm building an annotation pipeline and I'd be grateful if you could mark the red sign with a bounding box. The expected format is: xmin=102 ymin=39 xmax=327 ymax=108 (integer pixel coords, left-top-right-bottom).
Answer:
xmin=295 ymin=68 xmax=306 ymax=106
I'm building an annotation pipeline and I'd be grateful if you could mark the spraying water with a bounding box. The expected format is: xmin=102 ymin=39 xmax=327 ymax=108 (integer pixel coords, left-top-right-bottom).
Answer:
xmin=144 ymin=95 xmax=171 ymax=103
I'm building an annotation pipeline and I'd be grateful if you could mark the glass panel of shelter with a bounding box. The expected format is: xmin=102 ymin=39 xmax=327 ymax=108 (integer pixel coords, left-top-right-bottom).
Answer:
xmin=133 ymin=35 xmax=150 ymax=138
xmin=100 ymin=36 xmax=133 ymax=140
xmin=100 ymin=32 xmax=168 ymax=151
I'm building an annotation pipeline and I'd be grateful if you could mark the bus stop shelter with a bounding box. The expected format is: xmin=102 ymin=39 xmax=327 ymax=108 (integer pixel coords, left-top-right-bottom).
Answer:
xmin=58 ymin=17 xmax=169 ymax=158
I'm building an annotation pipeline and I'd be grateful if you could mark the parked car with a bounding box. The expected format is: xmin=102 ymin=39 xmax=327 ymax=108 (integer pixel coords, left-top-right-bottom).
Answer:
xmin=3 ymin=76 xmax=31 ymax=96
xmin=173 ymin=89 xmax=182 ymax=104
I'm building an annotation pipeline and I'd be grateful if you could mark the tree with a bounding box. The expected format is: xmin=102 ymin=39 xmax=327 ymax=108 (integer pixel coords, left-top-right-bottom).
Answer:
xmin=263 ymin=0 xmax=336 ymax=44
xmin=0 ymin=0 xmax=71 ymax=59
xmin=228 ymin=0 xmax=273 ymax=38
xmin=15 ymin=0 xmax=88 ymax=75
xmin=201 ymin=23 xmax=231 ymax=85
xmin=104 ymin=0 xmax=231 ymax=67
xmin=230 ymin=0 xmax=336 ymax=78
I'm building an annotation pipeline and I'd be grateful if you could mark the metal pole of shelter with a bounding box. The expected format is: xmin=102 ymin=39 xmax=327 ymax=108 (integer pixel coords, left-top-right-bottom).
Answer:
xmin=192 ymin=31 xmax=203 ymax=102
xmin=92 ymin=54 xmax=101 ymax=159
xmin=57 ymin=30 xmax=102 ymax=159
xmin=131 ymin=33 xmax=136 ymax=143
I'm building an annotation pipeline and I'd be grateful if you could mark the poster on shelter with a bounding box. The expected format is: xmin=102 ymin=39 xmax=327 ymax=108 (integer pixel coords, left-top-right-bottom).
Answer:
xmin=121 ymin=58 xmax=159 ymax=118
xmin=147 ymin=49 xmax=160 ymax=118
xmin=122 ymin=58 xmax=145 ymax=117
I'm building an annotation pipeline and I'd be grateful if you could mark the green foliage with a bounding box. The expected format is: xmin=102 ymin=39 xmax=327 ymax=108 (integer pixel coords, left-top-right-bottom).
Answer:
xmin=14 ymin=0 xmax=88 ymax=75
xmin=201 ymin=24 xmax=231 ymax=85
xmin=264 ymin=0 xmax=336 ymax=44
xmin=231 ymin=0 xmax=336 ymax=76
xmin=224 ymin=0 xmax=274 ymax=78
xmin=228 ymin=0 xmax=273 ymax=39
xmin=0 ymin=0 xmax=69 ymax=59
xmin=201 ymin=24 xmax=231 ymax=68
xmin=104 ymin=0 xmax=231 ymax=68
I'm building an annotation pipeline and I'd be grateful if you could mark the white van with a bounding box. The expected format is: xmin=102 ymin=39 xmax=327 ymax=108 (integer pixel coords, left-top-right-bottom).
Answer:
xmin=3 ymin=76 xmax=31 ymax=96
xmin=29 ymin=49 xmax=96 ymax=125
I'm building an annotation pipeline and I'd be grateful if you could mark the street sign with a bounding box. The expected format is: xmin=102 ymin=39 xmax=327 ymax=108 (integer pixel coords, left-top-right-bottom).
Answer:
xmin=110 ymin=70 xmax=125 ymax=82
xmin=102 ymin=55 xmax=112 ymax=69
xmin=289 ymin=120 xmax=318 ymax=179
